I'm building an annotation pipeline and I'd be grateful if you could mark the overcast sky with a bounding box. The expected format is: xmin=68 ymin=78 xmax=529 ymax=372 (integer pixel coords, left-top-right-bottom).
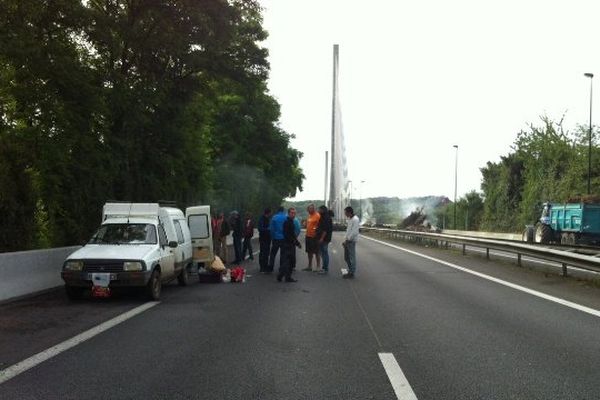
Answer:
xmin=260 ymin=0 xmax=600 ymax=201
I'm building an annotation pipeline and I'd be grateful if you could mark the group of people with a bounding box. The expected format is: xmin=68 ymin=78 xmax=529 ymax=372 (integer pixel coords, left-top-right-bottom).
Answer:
xmin=211 ymin=204 xmax=360 ymax=282
xmin=258 ymin=204 xmax=359 ymax=282
xmin=212 ymin=211 xmax=256 ymax=265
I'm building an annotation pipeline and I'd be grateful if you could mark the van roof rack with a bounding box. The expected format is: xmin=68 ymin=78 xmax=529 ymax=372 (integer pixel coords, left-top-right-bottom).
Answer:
xmin=158 ymin=200 xmax=178 ymax=207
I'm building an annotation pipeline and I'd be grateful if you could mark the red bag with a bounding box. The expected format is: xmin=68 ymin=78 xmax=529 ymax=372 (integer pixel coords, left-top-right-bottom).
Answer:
xmin=230 ymin=267 xmax=245 ymax=283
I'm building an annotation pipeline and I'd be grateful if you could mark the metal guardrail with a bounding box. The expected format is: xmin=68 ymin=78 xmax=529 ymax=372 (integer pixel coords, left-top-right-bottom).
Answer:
xmin=360 ymin=227 xmax=600 ymax=277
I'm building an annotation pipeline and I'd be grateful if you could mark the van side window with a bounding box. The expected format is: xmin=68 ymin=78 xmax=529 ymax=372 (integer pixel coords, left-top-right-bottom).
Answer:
xmin=188 ymin=215 xmax=209 ymax=239
xmin=158 ymin=224 xmax=168 ymax=246
xmin=173 ymin=220 xmax=185 ymax=244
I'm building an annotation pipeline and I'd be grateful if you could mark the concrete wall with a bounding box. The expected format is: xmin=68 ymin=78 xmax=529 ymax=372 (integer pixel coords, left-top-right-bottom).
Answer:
xmin=0 ymin=246 xmax=80 ymax=302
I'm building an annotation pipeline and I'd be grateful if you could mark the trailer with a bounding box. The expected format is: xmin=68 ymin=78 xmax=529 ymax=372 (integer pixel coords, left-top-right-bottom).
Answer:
xmin=533 ymin=202 xmax=600 ymax=245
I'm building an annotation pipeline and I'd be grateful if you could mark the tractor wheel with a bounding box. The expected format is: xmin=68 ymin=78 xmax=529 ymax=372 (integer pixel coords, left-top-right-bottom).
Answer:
xmin=535 ymin=223 xmax=553 ymax=244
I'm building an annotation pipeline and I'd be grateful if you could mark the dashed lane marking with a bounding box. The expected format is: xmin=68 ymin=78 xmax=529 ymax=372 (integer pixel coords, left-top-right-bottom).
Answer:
xmin=379 ymin=353 xmax=419 ymax=400
xmin=0 ymin=301 xmax=159 ymax=385
xmin=363 ymin=235 xmax=600 ymax=319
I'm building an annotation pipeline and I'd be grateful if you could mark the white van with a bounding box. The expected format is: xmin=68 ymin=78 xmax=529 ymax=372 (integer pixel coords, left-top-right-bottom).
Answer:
xmin=185 ymin=206 xmax=214 ymax=269
xmin=61 ymin=202 xmax=192 ymax=300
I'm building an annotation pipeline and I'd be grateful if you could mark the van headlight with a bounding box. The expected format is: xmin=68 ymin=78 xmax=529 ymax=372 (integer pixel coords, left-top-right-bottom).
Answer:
xmin=123 ymin=261 xmax=143 ymax=271
xmin=64 ymin=260 xmax=83 ymax=271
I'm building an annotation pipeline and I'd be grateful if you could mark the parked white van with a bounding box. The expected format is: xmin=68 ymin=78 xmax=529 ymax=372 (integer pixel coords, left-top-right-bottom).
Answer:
xmin=61 ymin=202 xmax=192 ymax=300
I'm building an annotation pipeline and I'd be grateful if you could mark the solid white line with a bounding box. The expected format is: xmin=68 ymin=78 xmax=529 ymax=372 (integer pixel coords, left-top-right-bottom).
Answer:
xmin=0 ymin=301 xmax=159 ymax=385
xmin=363 ymin=236 xmax=600 ymax=319
xmin=379 ymin=353 xmax=418 ymax=400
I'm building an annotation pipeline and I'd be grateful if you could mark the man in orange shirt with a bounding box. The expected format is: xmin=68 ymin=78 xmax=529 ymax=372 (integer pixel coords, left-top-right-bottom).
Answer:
xmin=302 ymin=203 xmax=321 ymax=271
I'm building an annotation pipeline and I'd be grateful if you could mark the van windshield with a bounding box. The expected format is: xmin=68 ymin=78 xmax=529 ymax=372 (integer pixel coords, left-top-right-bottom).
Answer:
xmin=89 ymin=224 xmax=157 ymax=245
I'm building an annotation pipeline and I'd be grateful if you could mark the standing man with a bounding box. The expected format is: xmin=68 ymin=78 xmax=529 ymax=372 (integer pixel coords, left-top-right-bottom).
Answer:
xmin=217 ymin=212 xmax=230 ymax=263
xmin=342 ymin=206 xmax=360 ymax=279
xmin=277 ymin=207 xmax=301 ymax=282
xmin=242 ymin=212 xmax=255 ymax=261
xmin=303 ymin=203 xmax=321 ymax=271
xmin=211 ymin=212 xmax=221 ymax=261
xmin=268 ymin=206 xmax=287 ymax=273
xmin=258 ymin=208 xmax=272 ymax=272
xmin=316 ymin=205 xmax=333 ymax=274
xmin=230 ymin=211 xmax=243 ymax=264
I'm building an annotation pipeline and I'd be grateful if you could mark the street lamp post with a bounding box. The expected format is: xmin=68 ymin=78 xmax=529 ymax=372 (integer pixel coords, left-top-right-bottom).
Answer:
xmin=348 ymin=180 xmax=353 ymax=207
xmin=359 ymin=180 xmax=365 ymax=222
xmin=453 ymin=145 xmax=458 ymax=229
xmin=585 ymin=72 xmax=594 ymax=195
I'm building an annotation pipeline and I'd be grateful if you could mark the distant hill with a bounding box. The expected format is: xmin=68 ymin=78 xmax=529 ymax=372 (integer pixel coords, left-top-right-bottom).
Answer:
xmin=285 ymin=196 xmax=449 ymax=225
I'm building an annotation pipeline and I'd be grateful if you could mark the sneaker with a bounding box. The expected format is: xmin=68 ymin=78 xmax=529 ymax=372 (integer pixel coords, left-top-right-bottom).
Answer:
xmin=343 ymin=273 xmax=354 ymax=279
xmin=318 ymin=270 xmax=328 ymax=275
xmin=285 ymin=278 xmax=298 ymax=283
xmin=302 ymin=267 xmax=312 ymax=271
xmin=276 ymin=275 xmax=282 ymax=282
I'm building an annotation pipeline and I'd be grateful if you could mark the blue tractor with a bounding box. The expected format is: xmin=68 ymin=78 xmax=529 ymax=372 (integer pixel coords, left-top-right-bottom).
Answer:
xmin=526 ymin=202 xmax=600 ymax=245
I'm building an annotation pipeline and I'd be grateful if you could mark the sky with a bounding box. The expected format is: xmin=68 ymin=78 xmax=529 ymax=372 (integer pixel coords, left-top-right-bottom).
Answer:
xmin=259 ymin=0 xmax=600 ymax=201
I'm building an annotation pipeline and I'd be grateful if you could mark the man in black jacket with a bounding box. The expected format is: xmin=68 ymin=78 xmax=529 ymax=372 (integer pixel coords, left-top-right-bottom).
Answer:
xmin=257 ymin=208 xmax=272 ymax=273
xmin=316 ymin=205 xmax=333 ymax=274
xmin=277 ymin=207 xmax=301 ymax=283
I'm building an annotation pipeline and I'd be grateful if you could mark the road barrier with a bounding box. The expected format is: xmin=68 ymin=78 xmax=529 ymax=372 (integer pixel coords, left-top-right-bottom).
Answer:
xmin=0 ymin=235 xmax=260 ymax=303
xmin=0 ymin=246 xmax=81 ymax=302
xmin=361 ymin=227 xmax=600 ymax=277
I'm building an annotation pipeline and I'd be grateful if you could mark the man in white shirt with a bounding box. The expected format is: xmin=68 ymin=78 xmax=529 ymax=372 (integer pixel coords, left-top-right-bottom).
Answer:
xmin=343 ymin=206 xmax=360 ymax=278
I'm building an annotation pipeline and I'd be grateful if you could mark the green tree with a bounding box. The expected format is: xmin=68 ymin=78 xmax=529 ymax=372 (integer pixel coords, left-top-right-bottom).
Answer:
xmin=0 ymin=0 xmax=304 ymax=251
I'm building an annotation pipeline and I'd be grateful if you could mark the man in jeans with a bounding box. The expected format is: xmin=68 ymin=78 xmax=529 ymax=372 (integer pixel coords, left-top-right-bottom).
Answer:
xmin=277 ymin=207 xmax=301 ymax=283
xmin=268 ymin=206 xmax=287 ymax=273
xmin=342 ymin=206 xmax=360 ymax=279
xmin=316 ymin=205 xmax=333 ymax=274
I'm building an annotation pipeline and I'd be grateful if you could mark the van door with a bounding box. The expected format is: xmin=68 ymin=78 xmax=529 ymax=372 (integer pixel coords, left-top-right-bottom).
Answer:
xmin=173 ymin=219 xmax=192 ymax=272
xmin=157 ymin=224 xmax=175 ymax=279
xmin=186 ymin=206 xmax=213 ymax=266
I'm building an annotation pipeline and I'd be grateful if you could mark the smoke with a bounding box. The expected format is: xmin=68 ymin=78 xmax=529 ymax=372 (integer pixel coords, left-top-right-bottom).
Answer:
xmin=359 ymin=198 xmax=374 ymax=225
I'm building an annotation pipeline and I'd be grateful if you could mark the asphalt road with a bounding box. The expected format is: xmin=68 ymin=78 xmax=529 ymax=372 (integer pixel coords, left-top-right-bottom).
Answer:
xmin=2 ymin=232 xmax=600 ymax=399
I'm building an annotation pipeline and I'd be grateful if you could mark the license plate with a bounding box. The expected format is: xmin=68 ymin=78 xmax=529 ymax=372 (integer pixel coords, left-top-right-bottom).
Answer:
xmin=87 ymin=273 xmax=117 ymax=281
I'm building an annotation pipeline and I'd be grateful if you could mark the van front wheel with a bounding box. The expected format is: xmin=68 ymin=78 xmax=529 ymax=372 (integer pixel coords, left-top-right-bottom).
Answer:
xmin=65 ymin=285 xmax=84 ymax=300
xmin=146 ymin=269 xmax=161 ymax=300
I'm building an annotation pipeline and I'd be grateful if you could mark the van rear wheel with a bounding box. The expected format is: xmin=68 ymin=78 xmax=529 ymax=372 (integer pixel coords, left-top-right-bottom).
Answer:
xmin=177 ymin=264 xmax=189 ymax=286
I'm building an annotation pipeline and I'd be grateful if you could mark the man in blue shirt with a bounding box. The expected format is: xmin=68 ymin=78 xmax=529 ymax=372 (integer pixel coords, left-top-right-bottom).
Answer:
xmin=268 ymin=206 xmax=287 ymax=273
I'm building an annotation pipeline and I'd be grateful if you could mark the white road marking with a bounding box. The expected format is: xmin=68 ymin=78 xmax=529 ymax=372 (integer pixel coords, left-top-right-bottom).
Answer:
xmin=0 ymin=301 xmax=159 ymax=385
xmin=364 ymin=236 xmax=600 ymax=319
xmin=379 ymin=353 xmax=419 ymax=400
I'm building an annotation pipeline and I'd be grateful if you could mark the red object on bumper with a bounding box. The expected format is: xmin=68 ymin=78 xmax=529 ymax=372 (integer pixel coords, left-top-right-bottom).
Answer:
xmin=91 ymin=286 xmax=111 ymax=298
